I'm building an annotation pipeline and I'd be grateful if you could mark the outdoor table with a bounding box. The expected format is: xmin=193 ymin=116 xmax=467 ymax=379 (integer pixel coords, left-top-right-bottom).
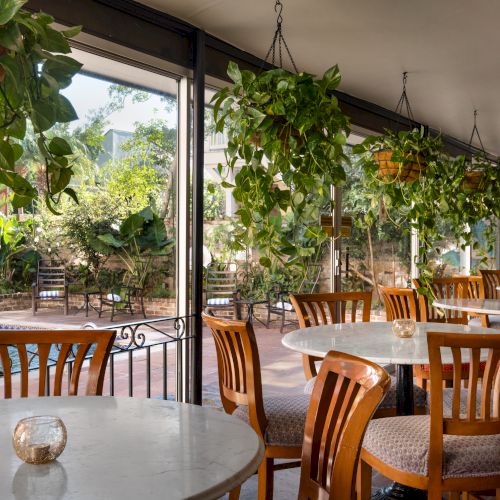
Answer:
xmin=433 ymin=297 xmax=500 ymax=316
xmin=282 ymin=321 xmax=497 ymax=415
xmin=234 ymin=297 xmax=269 ymax=326
xmin=71 ymin=290 xmax=102 ymax=317
xmin=0 ymin=397 xmax=264 ymax=500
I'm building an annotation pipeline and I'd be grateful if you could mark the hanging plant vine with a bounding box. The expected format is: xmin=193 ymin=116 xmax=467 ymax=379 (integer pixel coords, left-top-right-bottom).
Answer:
xmin=212 ymin=0 xmax=349 ymax=268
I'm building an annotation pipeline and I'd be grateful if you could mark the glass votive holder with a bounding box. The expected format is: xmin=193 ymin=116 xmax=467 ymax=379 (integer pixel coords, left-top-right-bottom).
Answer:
xmin=392 ymin=319 xmax=416 ymax=338
xmin=12 ymin=416 xmax=67 ymax=464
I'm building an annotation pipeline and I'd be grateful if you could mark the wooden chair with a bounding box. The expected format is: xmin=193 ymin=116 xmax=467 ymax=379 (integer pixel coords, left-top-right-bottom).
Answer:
xmin=289 ymin=291 xmax=372 ymax=381
xmin=359 ymin=331 xmax=500 ymax=499
xmin=203 ymin=262 xmax=238 ymax=317
xmin=0 ymin=329 xmax=116 ymax=398
xmin=291 ymin=291 xmax=426 ymax=417
xmin=413 ymin=277 xmax=469 ymax=325
xmin=414 ymin=277 xmax=486 ymax=390
xmin=32 ymin=260 xmax=69 ymax=316
xmin=267 ymin=264 xmax=322 ymax=332
xmin=202 ymin=313 xmax=310 ymax=500
xmin=298 ymin=350 xmax=391 ymax=500
xmin=480 ymin=270 xmax=500 ymax=328
xmin=378 ymin=285 xmax=420 ymax=321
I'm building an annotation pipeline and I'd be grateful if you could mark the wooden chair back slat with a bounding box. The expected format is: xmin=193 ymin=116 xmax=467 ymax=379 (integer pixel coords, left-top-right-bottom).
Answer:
xmin=37 ymin=343 xmax=51 ymax=396
xmin=379 ymin=286 xmax=419 ymax=321
xmin=0 ymin=346 xmax=12 ymax=399
xmin=467 ymin=276 xmax=484 ymax=299
xmin=70 ymin=343 xmax=92 ymax=395
xmin=299 ymin=351 xmax=390 ymax=499
xmin=480 ymin=270 xmax=500 ymax=299
xmin=17 ymin=345 xmax=29 ymax=397
xmin=414 ymin=277 xmax=468 ymax=324
xmin=0 ymin=330 xmax=115 ymax=398
xmin=53 ymin=344 xmax=72 ymax=396
xmin=202 ymin=314 xmax=268 ymax=438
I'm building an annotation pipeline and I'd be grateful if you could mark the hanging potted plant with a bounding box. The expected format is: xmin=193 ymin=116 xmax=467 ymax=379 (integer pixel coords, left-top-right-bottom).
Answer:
xmin=354 ymin=127 xmax=443 ymax=182
xmin=212 ymin=47 xmax=349 ymax=269
xmin=0 ymin=1 xmax=82 ymax=212
xmin=457 ymin=111 xmax=498 ymax=193
xmin=353 ymin=73 xmax=444 ymax=183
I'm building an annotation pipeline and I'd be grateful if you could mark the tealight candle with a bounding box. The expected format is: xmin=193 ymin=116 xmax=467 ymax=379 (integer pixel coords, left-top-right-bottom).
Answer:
xmin=27 ymin=443 xmax=50 ymax=463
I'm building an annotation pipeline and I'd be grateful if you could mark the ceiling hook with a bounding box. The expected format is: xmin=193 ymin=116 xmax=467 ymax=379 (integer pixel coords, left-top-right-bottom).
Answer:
xmin=275 ymin=0 xmax=283 ymax=25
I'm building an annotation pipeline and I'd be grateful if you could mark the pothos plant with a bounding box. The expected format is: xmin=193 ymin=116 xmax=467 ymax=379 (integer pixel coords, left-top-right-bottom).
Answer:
xmin=0 ymin=0 xmax=82 ymax=212
xmin=353 ymin=128 xmax=499 ymax=299
xmin=212 ymin=62 xmax=350 ymax=270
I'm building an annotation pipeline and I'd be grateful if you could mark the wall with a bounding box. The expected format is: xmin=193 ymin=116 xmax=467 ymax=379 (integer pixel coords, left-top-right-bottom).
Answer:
xmin=0 ymin=293 xmax=177 ymax=317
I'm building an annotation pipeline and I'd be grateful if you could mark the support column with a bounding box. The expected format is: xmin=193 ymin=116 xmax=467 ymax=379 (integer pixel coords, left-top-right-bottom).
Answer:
xmin=176 ymin=77 xmax=191 ymax=403
xmin=191 ymin=29 xmax=205 ymax=405
xmin=331 ymin=186 xmax=342 ymax=293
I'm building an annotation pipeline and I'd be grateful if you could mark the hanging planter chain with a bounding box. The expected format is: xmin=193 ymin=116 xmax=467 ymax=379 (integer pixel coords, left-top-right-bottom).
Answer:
xmin=263 ymin=0 xmax=299 ymax=73
xmin=394 ymin=72 xmax=416 ymax=127
xmin=468 ymin=109 xmax=486 ymax=152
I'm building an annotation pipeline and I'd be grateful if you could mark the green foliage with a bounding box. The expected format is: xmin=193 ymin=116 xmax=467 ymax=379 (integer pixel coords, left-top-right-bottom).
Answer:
xmin=59 ymin=191 xmax=120 ymax=275
xmin=104 ymin=163 xmax=162 ymax=214
xmin=204 ymin=179 xmax=225 ymax=220
xmin=0 ymin=3 xmax=82 ymax=210
xmin=353 ymin=128 xmax=500 ymax=299
xmin=0 ymin=215 xmax=38 ymax=292
xmin=212 ymin=62 xmax=350 ymax=268
xmin=94 ymin=207 xmax=175 ymax=288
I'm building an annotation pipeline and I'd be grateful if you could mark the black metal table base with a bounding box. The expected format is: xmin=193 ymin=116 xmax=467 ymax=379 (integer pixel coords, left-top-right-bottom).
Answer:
xmin=372 ymin=483 xmax=427 ymax=499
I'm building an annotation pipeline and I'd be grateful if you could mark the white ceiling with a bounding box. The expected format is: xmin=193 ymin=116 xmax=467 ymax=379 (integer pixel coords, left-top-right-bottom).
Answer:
xmin=140 ymin=0 xmax=500 ymax=155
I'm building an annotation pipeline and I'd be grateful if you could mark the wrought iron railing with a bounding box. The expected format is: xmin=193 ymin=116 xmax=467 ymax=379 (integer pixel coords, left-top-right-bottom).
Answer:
xmin=1 ymin=315 xmax=195 ymax=401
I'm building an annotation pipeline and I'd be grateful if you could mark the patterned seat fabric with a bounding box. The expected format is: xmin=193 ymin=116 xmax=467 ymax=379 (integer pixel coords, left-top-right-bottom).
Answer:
xmin=428 ymin=388 xmax=485 ymax=418
xmin=233 ymin=395 xmax=310 ymax=447
xmin=304 ymin=375 xmax=427 ymax=410
xmin=362 ymin=415 xmax=500 ymax=479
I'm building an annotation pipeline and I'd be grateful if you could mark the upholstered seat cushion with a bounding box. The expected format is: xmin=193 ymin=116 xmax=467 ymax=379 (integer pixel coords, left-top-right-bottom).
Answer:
xmin=207 ymin=298 xmax=231 ymax=305
xmin=232 ymin=395 xmax=310 ymax=447
xmin=39 ymin=290 xmax=62 ymax=298
xmin=363 ymin=415 xmax=500 ymax=479
xmin=274 ymin=301 xmax=294 ymax=311
xmin=304 ymin=375 xmax=427 ymax=410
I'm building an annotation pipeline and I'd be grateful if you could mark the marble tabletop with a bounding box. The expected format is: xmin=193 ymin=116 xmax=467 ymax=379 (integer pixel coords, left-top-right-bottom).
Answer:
xmin=282 ymin=321 xmax=499 ymax=365
xmin=0 ymin=397 xmax=264 ymax=500
xmin=433 ymin=298 xmax=500 ymax=315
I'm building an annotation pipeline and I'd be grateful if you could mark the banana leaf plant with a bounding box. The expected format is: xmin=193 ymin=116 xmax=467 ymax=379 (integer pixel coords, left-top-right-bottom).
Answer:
xmin=212 ymin=62 xmax=350 ymax=269
xmin=0 ymin=0 xmax=82 ymax=211
xmin=92 ymin=207 xmax=175 ymax=289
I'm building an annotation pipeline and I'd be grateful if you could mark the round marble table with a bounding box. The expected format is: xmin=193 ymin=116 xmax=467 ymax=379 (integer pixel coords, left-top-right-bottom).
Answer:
xmin=0 ymin=397 xmax=264 ymax=500
xmin=282 ymin=321 xmax=498 ymax=415
xmin=432 ymin=298 xmax=500 ymax=315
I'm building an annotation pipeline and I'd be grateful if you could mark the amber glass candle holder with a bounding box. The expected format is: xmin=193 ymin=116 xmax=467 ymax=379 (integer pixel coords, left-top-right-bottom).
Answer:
xmin=12 ymin=416 xmax=67 ymax=464
xmin=392 ymin=319 xmax=416 ymax=338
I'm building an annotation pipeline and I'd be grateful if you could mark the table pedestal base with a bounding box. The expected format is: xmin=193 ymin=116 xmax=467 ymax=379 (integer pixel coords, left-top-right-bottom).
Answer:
xmin=372 ymin=482 xmax=427 ymax=499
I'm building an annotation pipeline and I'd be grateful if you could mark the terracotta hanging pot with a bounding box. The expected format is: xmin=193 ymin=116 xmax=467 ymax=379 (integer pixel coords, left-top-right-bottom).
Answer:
xmin=461 ymin=169 xmax=485 ymax=192
xmin=373 ymin=149 xmax=426 ymax=182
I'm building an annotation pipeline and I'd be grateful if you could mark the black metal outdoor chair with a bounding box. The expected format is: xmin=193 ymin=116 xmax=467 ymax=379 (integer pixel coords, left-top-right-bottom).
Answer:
xmin=32 ymin=260 xmax=69 ymax=316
